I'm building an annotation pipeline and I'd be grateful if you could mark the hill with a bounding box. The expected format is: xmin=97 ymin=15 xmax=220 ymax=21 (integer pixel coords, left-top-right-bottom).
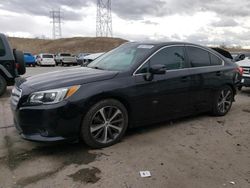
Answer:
xmin=8 ymin=37 xmax=128 ymax=55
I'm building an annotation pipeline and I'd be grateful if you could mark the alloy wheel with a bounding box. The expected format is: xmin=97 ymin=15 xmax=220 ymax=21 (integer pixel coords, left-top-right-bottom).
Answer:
xmin=217 ymin=88 xmax=233 ymax=113
xmin=90 ymin=106 xmax=125 ymax=144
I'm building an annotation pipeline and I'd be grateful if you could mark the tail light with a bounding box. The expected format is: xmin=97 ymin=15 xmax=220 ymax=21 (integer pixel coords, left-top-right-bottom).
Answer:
xmin=237 ymin=66 xmax=244 ymax=76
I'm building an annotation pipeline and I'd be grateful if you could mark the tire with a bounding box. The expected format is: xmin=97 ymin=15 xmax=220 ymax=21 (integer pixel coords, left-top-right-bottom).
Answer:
xmin=0 ymin=75 xmax=7 ymax=97
xmin=81 ymin=99 xmax=128 ymax=148
xmin=13 ymin=50 xmax=26 ymax=75
xmin=61 ymin=61 xmax=64 ymax=66
xmin=238 ymin=86 xmax=242 ymax=91
xmin=212 ymin=85 xmax=234 ymax=116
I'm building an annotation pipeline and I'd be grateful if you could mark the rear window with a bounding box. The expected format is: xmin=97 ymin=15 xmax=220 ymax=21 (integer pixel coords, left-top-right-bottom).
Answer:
xmin=210 ymin=53 xmax=223 ymax=65
xmin=187 ymin=46 xmax=210 ymax=67
xmin=61 ymin=53 xmax=71 ymax=56
xmin=43 ymin=54 xmax=53 ymax=58
xmin=0 ymin=39 xmax=6 ymax=57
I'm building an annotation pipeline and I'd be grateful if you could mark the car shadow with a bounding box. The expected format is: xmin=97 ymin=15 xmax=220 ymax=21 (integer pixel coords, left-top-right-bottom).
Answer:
xmin=239 ymin=88 xmax=250 ymax=97
xmin=0 ymin=87 xmax=12 ymax=99
xmin=126 ymin=113 xmax=208 ymax=138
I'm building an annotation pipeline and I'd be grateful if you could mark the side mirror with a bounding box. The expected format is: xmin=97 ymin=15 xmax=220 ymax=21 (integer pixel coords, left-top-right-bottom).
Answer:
xmin=149 ymin=64 xmax=166 ymax=74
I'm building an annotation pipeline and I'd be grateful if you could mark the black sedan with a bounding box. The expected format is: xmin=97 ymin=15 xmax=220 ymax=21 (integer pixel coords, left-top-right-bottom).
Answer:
xmin=11 ymin=42 xmax=241 ymax=148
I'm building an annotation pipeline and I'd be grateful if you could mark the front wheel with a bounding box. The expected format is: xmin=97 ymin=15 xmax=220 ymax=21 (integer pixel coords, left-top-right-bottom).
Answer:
xmin=212 ymin=86 xmax=234 ymax=116
xmin=81 ymin=99 xmax=128 ymax=148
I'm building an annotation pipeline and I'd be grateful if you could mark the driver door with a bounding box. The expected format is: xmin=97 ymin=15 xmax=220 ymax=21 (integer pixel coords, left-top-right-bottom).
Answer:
xmin=134 ymin=45 xmax=193 ymax=123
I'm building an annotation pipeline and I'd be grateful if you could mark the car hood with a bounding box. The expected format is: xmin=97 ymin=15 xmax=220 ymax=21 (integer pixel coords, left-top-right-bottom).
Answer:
xmin=19 ymin=67 xmax=119 ymax=91
xmin=236 ymin=59 xmax=250 ymax=67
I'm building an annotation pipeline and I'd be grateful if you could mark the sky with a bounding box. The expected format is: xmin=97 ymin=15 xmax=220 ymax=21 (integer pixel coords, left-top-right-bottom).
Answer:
xmin=1 ymin=0 xmax=250 ymax=47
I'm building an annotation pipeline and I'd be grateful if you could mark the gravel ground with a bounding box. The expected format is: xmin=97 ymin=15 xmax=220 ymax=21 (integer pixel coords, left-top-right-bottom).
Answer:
xmin=0 ymin=66 xmax=249 ymax=188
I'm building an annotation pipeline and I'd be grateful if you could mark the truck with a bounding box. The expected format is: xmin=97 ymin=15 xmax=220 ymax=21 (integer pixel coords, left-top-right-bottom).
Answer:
xmin=236 ymin=58 xmax=250 ymax=90
xmin=0 ymin=33 xmax=26 ymax=96
xmin=54 ymin=53 xmax=77 ymax=66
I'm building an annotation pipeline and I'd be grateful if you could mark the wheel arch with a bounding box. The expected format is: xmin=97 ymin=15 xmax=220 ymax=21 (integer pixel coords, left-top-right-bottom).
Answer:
xmin=79 ymin=92 xmax=132 ymax=134
xmin=225 ymin=83 xmax=236 ymax=97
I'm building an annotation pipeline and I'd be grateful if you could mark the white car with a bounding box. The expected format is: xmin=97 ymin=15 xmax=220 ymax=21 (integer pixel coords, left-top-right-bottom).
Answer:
xmin=37 ymin=54 xmax=56 ymax=66
xmin=82 ymin=52 xmax=104 ymax=66
xmin=236 ymin=57 xmax=250 ymax=89
xmin=55 ymin=53 xmax=77 ymax=66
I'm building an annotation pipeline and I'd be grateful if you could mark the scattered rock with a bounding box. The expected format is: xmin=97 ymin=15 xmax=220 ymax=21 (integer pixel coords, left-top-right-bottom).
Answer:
xmin=225 ymin=130 xmax=233 ymax=136
xmin=217 ymin=120 xmax=225 ymax=126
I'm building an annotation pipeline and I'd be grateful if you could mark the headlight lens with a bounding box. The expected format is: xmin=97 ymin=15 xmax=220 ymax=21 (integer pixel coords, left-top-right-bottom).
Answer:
xmin=28 ymin=85 xmax=80 ymax=104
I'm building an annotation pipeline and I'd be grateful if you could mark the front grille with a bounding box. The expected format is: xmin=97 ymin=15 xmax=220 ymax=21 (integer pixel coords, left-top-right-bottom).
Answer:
xmin=11 ymin=87 xmax=22 ymax=107
xmin=242 ymin=67 xmax=250 ymax=75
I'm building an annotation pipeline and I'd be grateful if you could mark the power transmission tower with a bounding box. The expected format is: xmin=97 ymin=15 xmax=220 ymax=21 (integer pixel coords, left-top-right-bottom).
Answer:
xmin=96 ymin=0 xmax=113 ymax=37
xmin=50 ymin=9 xmax=62 ymax=39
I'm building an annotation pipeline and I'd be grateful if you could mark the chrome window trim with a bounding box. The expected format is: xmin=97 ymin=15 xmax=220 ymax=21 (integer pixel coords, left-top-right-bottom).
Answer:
xmin=133 ymin=44 xmax=225 ymax=76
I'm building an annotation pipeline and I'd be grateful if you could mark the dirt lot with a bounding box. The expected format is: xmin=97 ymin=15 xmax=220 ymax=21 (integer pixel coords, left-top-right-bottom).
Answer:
xmin=0 ymin=67 xmax=249 ymax=188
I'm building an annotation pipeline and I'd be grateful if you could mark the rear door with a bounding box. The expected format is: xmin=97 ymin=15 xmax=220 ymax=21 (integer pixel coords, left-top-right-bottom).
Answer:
xmin=185 ymin=46 xmax=225 ymax=111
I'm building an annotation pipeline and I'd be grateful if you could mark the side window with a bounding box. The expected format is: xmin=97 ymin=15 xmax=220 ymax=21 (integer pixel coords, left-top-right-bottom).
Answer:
xmin=187 ymin=46 xmax=210 ymax=67
xmin=210 ymin=53 xmax=223 ymax=65
xmin=0 ymin=39 xmax=6 ymax=57
xmin=137 ymin=46 xmax=186 ymax=73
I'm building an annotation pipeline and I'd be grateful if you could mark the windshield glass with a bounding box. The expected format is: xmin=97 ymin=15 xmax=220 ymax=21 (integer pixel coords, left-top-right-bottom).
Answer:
xmin=43 ymin=54 xmax=53 ymax=58
xmin=61 ymin=53 xmax=71 ymax=56
xmin=87 ymin=43 xmax=154 ymax=71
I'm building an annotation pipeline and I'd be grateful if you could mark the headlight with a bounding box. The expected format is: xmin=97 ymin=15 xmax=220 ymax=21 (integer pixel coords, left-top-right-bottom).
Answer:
xmin=28 ymin=85 xmax=80 ymax=104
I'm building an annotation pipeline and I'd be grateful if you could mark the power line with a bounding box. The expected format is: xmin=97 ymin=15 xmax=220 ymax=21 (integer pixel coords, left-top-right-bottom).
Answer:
xmin=50 ymin=9 xmax=62 ymax=39
xmin=96 ymin=0 xmax=113 ymax=37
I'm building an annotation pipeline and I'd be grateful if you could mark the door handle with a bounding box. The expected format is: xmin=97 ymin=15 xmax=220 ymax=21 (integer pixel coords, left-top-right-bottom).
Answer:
xmin=216 ymin=71 xmax=222 ymax=76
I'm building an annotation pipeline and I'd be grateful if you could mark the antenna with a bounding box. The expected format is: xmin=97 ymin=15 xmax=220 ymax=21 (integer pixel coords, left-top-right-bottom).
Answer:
xmin=50 ymin=9 xmax=62 ymax=39
xmin=96 ymin=0 xmax=113 ymax=37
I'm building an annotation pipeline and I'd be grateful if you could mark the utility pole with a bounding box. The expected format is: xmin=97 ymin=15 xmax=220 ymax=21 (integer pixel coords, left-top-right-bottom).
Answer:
xmin=50 ymin=9 xmax=62 ymax=39
xmin=96 ymin=0 xmax=113 ymax=37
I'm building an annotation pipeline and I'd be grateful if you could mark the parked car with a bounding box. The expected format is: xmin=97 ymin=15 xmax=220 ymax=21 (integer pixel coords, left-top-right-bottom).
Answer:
xmin=236 ymin=57 xmax=250 ymax=90
xmin=77 ymin=53 xmax=90 ymax=65
xmin=24 ymin=52 xmax=36 ymax=67
xmin=55 ymin=53 xmax=77 ymax=66
xmin=230 ymin=52 xmax=250 ymax=62
xmin=82 ymin=52 xmax=104 ymax=67
xmin=11 ymin=42 xmax=241 ymax=148
xmin=0 ymin=33 xmax=26 ymax=96
xmin=37 ymin=53 xmax=56 ymax=66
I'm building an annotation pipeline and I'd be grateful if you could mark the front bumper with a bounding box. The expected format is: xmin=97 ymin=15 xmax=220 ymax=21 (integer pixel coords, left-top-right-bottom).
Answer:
xmin=40 ymin=61 xmax=56 ymax=66
xmin=240 ymin=76 xmax=250 ymax=87
xmin=62 ymin=60 xmax=77 ymax=64
xmin=12 ymin=101 xmax=82 ymax=142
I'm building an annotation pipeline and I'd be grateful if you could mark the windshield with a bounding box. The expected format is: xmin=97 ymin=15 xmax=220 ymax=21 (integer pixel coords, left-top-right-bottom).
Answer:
xmin=61 ymin=53 xmax=71 ymax=56
xmin=87 ymin=43 xmax=154 ymax=71
xmin=43 ymin=54 xmax=53 ymax=58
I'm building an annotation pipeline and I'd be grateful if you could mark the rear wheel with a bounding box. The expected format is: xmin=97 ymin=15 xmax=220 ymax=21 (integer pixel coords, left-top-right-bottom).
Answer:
xmin=81 ymin=99 xmax=128 ymax=148
xmin=0 ymin=75 xmax=7 ymax=97
xmin=212 ymin=86 xmax=234 ymax=116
